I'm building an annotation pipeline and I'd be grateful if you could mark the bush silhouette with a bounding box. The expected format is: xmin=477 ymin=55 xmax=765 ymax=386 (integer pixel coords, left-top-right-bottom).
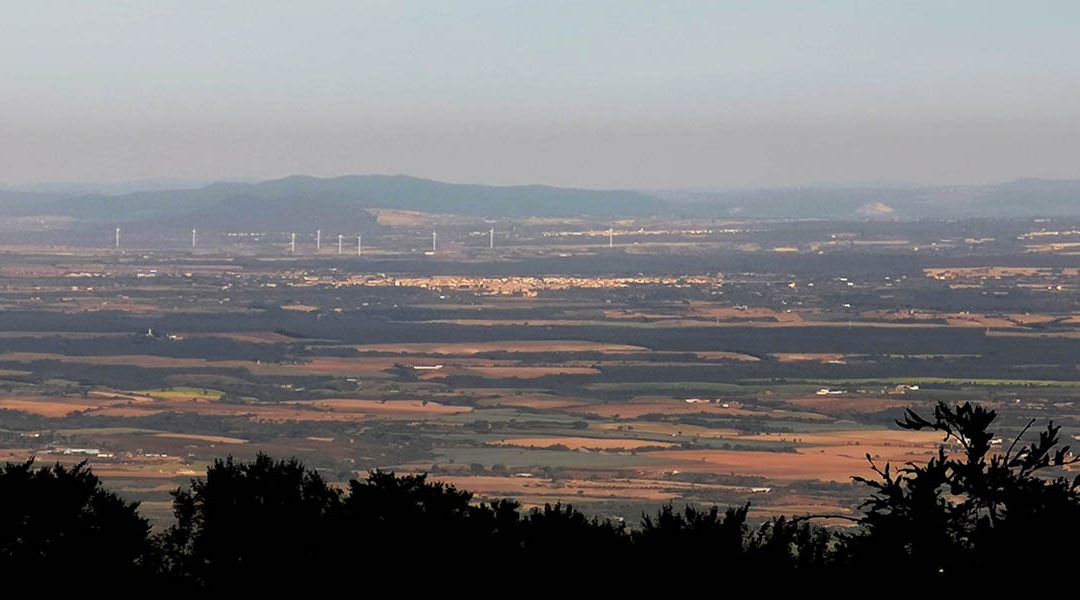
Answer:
xmin=845 ymin=401 xmax=1080 ymax=577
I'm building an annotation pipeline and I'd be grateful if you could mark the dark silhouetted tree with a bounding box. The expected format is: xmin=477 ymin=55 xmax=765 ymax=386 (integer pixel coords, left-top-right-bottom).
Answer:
xmin=0 ymin=459 xmax=151 ymax=583
xmin=343 ymin=470 xmax=501 ymax=566
xmin=844 ymin=401 xmax=1080 ymax=578
xmin=519 ymin=502 xmax=628 ymax=559
xmin=631 ymin=504 xmax=833 ymax=574
xmin=746 ymin=515 xmax=833 ymax=571
xmin=160 ymin=453 xmax=341 ymax=590
xmin=636 ymin=504 xmax=749 ymax=561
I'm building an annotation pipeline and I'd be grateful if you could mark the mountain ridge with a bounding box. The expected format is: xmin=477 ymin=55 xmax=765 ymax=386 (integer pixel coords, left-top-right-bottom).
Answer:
xmin=0 ymin=174 xmax=661 ymax=229
xmin=2 ymin=175 xmax=1080 ymax=225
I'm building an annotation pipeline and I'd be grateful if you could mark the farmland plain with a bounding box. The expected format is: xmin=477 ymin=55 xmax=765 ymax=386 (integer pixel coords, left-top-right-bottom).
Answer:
xmin=1 ymin=215 xmax=1079 ymax=524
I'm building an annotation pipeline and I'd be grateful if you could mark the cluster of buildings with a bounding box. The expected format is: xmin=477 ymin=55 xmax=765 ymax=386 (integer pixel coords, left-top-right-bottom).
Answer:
xmin=282 ymin=273 xmax=726 ymax=297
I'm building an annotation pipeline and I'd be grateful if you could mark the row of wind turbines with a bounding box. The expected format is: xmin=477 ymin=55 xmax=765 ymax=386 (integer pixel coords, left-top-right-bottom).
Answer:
xmin=111 ymin=225 xmax=514 ymax=254
xmin=281 ymin=227 xmax=499 ymax=255
xmin=287 ymin=230 xmax=371 ymax=256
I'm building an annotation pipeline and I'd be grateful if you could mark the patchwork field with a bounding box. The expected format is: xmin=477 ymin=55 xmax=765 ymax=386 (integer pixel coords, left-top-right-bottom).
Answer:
xmin=356 ymin=340 xmax=646 ymax=354
xmin=492 ymin=436 xmax=678 ymax=451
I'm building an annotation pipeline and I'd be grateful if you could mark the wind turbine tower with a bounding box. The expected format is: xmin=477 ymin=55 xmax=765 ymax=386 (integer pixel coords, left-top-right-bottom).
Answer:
xmin=316 ymin=229 xmax=321 ymax=251
xmin=432 ymin=230 xmax=437 ymax=253
xmin=490 ymin=226 xmax=494 ymax=250
xmin=337 ymin=234 xmax=343 ymax=255
xmin=290 ymin=232 xmax=296 ymax=254
xmin=191 ymin=228 xmax=197 ymax=248
xmin=115 ymin=227 xmax=121 ymax=249
xmin=608 ymin=227 xmax=614 ymax=249
xmin=357 ymin=233 xmax=362 ymax=257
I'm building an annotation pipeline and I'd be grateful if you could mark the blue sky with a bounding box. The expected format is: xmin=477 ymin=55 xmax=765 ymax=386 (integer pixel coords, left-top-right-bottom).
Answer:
xmin=3 ymin=1 xmax=1080 ymax=188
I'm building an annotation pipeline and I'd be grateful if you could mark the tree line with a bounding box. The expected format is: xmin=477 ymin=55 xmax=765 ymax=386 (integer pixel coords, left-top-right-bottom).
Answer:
xmin=2 ymin=402 xmax=1078 ymax=589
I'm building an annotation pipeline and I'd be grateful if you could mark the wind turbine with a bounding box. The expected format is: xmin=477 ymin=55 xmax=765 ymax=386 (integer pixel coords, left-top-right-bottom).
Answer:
xmin=191 ymin=228 xmax=197 ymax=249
xmin=316 ymin=229 xmax=321 ymax=251
xmin=357 ymin=233 xmax=362 ymax=257
xmin=337 ymin=234 xmax=343 ymax=255
xmin=432 ymin=230 xmax=437 ymax=253
xmin=115 ymin=227 xmax=121 ymax=249
xmin=490 ymin=226 xmax=494 ymax=250
xmin=289 ymin=232 xmax=296 ymax=254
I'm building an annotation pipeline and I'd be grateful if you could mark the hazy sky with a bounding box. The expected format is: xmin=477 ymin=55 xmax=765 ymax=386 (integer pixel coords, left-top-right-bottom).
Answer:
xmin=3 ymin=1 xmax=1080 ymax=188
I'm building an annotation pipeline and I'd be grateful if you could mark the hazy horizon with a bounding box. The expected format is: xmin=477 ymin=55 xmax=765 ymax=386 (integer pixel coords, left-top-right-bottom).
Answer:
xmin=2 ymin=171 xmax=1072 ymax=197
xmin=4 ymin=1 xmax=1080 ymax=189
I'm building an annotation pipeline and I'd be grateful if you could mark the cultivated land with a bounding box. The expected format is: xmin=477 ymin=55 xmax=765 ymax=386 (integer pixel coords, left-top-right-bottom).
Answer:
xmin=0 ymin=215 xmax=1079 ymax=524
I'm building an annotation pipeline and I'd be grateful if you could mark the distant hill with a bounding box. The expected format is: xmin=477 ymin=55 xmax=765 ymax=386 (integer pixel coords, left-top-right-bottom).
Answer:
xmin=660 ymin=178 xmax=1080 ymax=219
xmin=0 ymin=178 xmax=233 ymax=196
xmin=0 ymin=175 xmax=663 ymax=233
xmin=176 ymin=193 xmax=381 ymax=233
xmin=2 ymin=175 xmax=1080 ymax=227
xmin=0 ymin=189 xmax=71 ymax=209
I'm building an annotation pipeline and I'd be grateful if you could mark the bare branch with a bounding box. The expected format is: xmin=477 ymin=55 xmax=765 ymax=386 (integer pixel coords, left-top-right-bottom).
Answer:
xmin=1004 ymin=418 xmax=1036 ymax=463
